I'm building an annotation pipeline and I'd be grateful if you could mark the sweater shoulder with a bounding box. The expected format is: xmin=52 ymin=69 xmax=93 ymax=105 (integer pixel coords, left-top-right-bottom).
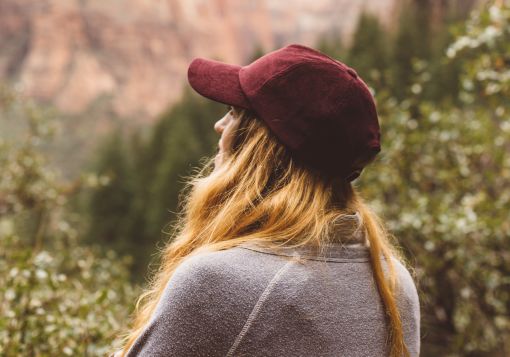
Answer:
xmin=171 ymin=245 xmax=290 ymax=286
xmin=155 ymin=245 xmax=292 ymax=316
xmin=127 ymin=246 xmax=285 ymax=356
xmin=390 ymin=257 xmax=420 ymax=305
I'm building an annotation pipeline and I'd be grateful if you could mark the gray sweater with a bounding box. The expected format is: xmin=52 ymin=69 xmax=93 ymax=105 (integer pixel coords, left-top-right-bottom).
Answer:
xmin=124 ymin=228 xmax=420 ymax=356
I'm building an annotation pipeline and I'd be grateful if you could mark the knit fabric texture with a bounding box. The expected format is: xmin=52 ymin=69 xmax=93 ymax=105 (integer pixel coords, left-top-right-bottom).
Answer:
xmin=123 ymin=214 xmax=421 ymax=356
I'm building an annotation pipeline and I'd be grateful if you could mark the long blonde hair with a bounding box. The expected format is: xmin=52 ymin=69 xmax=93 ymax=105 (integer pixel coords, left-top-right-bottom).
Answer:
xmin=117 ymin=107 xmax=411 ymax=357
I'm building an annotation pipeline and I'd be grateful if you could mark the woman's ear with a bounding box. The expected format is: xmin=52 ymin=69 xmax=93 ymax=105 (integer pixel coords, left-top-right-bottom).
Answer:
xmin=230 ymin=109 xmax=252 ymax=153
xmin=231 ymin=106 xmax=242 ymax=118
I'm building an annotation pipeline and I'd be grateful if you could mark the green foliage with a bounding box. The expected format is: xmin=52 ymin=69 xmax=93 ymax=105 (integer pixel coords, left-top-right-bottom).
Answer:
xmin=83 ymin=87 xmax=226 ymax=279
xmin=390 ymin=0 xmax=433 ymax=100
xmin=0 ymin=234 xmax=136 ymax=356
xmin=347 ymin=13 xmax=390 ymax=88
xmin=364 ymin=100 xmax=509 ymax=355
xmin=247 ymin=42 xmax=267 ymax=62
xmin=447 ymin=1 xmax=510 ymax=103
xmin=318 ymin=1 xmax=465 ymax=104
xmin=358 ymin=2 xmax=510 ymax=355
xmin=0 ymin=85 xmax=139 ymax=356
xmin=316 ymin=31 xmax=346 ymax=62
xmin=85 ymin=128 xmax=136 ymax=252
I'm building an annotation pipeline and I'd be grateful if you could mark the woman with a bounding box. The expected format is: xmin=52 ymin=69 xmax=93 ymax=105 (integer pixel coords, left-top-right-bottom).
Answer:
xmin=115 ymin=44 xmax=420 ymax=356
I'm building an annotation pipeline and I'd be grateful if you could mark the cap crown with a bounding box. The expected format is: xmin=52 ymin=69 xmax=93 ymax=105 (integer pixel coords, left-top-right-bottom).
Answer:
xmin=186 ymin=43 xmax=381 ymax=181
xmin=238 ymin=44 xmax=381 ymax=179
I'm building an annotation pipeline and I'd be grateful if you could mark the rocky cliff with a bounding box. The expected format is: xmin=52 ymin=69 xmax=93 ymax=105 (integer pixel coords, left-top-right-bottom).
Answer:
xmin=0 ymin=0 xmax=399 ymax=122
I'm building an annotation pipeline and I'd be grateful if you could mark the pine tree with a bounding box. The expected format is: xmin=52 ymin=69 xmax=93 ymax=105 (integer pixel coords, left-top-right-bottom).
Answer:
xmin=347 ymin=12 xmax=390 ymax=90
xmin=144 ymin=88 xmax=225 ymax=246
xmin=316 ymin=30 xmax=345 ymax=61
xmin=85 ymin=127 xmax=134 ymax=253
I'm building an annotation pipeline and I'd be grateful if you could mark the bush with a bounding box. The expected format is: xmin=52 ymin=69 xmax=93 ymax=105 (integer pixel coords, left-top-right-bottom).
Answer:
xmin=0 ymin=85 xmax=139 ymax=356
xmin=360 ymin=2 xmax=510 ymax=355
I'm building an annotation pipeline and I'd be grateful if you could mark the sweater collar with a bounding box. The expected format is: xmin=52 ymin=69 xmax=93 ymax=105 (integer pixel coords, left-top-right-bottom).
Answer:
xmin=238 ymin=211 xmax=371 ymax=262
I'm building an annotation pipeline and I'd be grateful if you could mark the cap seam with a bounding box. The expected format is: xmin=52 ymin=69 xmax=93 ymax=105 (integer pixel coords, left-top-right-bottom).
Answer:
xmin=287 ymin=43 xmax=346 ymax=68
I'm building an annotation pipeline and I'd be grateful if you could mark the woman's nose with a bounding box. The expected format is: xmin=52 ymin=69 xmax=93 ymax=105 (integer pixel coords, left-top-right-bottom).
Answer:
xmin=214 ymin=120 xmax=223 ymax=134
xmin=214 ymin=113 xmax=229 ymax=134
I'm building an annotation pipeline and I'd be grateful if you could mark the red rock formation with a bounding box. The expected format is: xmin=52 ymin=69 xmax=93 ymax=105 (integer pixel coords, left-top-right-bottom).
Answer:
xmin=0 ymin=0 xmax=400 ymax=122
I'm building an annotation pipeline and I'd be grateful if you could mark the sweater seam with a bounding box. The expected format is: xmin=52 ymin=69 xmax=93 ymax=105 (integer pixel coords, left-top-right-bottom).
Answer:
xmin=226 ymin=258 xmax=296 ymax=356
xmin=238 ymin=246 xmax=372 ymax=263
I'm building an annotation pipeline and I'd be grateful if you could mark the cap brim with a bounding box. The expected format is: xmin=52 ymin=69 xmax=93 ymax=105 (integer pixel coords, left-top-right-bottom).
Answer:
xmin=187 ymin=58 xmax=251 ymax=110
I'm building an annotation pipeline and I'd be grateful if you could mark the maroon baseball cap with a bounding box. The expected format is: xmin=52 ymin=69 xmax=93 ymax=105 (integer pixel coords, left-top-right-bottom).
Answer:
xmin=187 ymin=43 xmax=381 ymax=181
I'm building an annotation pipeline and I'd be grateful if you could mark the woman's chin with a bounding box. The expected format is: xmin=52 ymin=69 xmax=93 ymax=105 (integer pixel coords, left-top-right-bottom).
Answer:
xmin=214 ymin=153 xmax=222 ymax=170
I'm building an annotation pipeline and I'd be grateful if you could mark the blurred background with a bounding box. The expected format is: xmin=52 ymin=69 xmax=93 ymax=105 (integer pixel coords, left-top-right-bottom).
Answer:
xmin=0 ymin=0 xmax=509 ymax=355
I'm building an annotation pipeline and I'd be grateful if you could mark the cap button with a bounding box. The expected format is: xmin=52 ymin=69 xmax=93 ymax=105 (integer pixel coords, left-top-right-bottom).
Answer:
xmin=346 ymin=67 xmax=358 ymax=78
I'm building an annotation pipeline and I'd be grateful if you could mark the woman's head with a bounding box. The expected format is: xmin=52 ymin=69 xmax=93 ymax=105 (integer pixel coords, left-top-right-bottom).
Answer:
xmin=213 ymin=105 xmax=241 ymax=170
xmin=188 ymin=43 xmax=381 ymax=181
xmin=192 ymin=105 xmax=346 ymax=246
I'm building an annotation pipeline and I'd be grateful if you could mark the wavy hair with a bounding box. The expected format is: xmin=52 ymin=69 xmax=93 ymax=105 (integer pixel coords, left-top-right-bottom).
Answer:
xmin=116 ymin=106 xmax=411 ymax=357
